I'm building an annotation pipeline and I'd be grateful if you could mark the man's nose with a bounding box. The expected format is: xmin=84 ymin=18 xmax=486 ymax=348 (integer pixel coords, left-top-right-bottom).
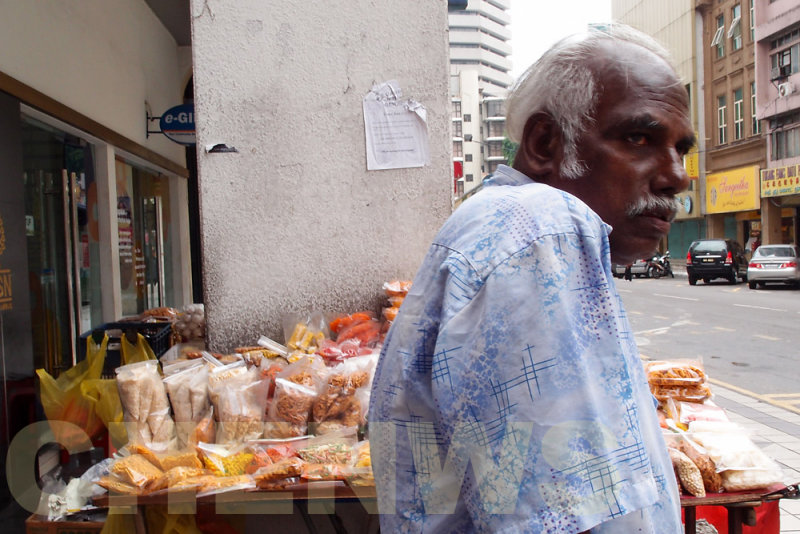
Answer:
xmin=657 ymin=148 xmax=690 ymax=195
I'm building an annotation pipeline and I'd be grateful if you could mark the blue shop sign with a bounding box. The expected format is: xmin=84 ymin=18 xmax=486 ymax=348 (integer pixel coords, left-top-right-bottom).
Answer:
xmin=159 ymin=104 xmax=196 ymax=146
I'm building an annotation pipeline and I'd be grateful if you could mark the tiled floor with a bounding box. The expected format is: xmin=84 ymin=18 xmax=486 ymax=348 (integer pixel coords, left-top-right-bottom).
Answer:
xmin=712 ymin=384 xmax=800 ymax=533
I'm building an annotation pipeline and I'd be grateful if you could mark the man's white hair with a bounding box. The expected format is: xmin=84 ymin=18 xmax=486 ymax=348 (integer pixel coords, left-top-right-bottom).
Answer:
xmin=505 ymin=23 xmax=677 ymax=179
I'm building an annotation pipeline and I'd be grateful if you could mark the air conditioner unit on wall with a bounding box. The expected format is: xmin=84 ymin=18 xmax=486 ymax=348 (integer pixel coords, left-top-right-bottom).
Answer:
xmin=778 ymin=83 xmax=795 ymax=97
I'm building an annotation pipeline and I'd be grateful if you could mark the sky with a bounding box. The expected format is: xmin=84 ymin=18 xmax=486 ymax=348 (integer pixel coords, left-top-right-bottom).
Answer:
xmin=508 ymin=0 xmax=612 ymax=80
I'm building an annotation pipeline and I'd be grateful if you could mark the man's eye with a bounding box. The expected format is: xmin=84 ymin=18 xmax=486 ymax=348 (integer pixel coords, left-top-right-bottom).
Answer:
xmin=626 ymin=133 xmax=648 ymax=145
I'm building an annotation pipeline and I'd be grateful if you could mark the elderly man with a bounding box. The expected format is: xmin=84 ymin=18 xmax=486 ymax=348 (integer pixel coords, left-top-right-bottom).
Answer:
xmin=369 ymin=23 xmax=695 ymax=533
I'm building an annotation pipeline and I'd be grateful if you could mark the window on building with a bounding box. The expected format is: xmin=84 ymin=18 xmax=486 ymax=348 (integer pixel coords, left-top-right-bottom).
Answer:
xmin=456 ymin=180 xmax=464 ymax=197
xmin=115 ymin=160 xmax=174 ymax=316
xmin=772 ymin=126 xmax=800 ymax=160
xmin=453 ymin=121 xmax=462 ymax=138
xmin=453 ymin=141 xmax=463 ymax=158
xmin=487 ymin=121 xmax=504 ymax=137
xmin=729 ymin=5 xmax=742 ymax=51
xmin=487 ymin=161 xmax=500 ymax=174
xmin=712 ymin=15 xmax=725 ymax=58
xmin=465 ymin=174 xmax=474 ymax=182
xmin=465 ymin=154 xmax=473 ymax=162
xmin=487 ymin=140 xmax=504 ymax=157
xmin=452 ymin=101 xmax=462 ymax=119
xmin=771 ymin=44 xmax=800 ymax=78
xmin=717 ymin=95 xmax=727 ymax=145
xmin=749 ymin=0 xmax=755 ymax=42
xmin=751 ymin=82 xmax=761 ymax=134
xmin=464 ymin=114 xmax=472 ymax=122
xmin=485 ymin=100 xmax=503 ymax=117
xmin=733 ymin=88 xmax=744 ymax=140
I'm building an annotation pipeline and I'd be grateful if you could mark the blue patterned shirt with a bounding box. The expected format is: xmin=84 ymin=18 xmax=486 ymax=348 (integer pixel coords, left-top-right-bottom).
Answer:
xmin=368 ymin=165 xmax=681 ymax=533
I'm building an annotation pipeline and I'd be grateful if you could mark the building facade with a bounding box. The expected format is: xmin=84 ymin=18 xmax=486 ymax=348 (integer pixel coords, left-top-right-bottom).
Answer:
xmin=612 ymin=0 xmax=705 ymax=255
xmin=449 ymin=0 xmax=512 ymax=198
xmin=698 ymin=0 xmax=767 ymax=247
xmin=754 ymin=0 xmax=800 ymax=247
xmin=616 ymin=0 xmax=776 ymax=253
xmin=0 ymin=0 xmax=195 ymax=512
xmin=0 ymin=1 xmax=193 ymax=381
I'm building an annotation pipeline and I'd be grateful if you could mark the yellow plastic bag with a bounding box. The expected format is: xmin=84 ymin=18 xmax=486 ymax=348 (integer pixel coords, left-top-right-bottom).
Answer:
xmin=145 ymin=505 xmax=203 ymax=534
xmin=36 ymin=335 xmax=107 ymax=448
xmin=81 ymin=377 xmax=127 ymax=447
xmin=121 ymin=332 xmax=157 ymax=365
xmin=100 ymin=509 xmax=137 ymax=534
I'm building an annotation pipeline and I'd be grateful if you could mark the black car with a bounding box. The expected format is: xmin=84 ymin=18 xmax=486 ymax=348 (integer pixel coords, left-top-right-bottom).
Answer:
xmin=686 ymin=239 xmax=748 ymax=285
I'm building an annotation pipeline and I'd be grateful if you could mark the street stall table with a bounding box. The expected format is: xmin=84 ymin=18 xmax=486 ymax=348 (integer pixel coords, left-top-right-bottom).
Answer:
xmin=92 ymin=482 xmax=378 ymax=534
xmin=680 ymin=483 xmax=798 ymax=534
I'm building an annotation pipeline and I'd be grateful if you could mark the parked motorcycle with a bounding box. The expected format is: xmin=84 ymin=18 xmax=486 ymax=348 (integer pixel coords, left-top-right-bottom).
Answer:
xmin=648 ymin=250 xmax=673 ymax=278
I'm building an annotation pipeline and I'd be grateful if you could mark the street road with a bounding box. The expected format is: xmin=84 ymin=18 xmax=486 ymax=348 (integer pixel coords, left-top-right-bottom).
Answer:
xmin=615 ymin=274 xmax=800 ymax=411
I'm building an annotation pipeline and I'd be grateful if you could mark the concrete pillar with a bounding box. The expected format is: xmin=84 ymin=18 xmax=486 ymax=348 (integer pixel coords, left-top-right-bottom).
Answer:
xmin=190 ymin=1 xmax=453 ymax=349
xmin=706 ymin=215 xmax=726 ymax=238
xmin=761 ymin=198 xmax=782 ymax=245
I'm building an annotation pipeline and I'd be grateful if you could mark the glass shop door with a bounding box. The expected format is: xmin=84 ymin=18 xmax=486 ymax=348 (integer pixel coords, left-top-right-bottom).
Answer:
xmin=22 ymin=118 xmax=101 ymax=375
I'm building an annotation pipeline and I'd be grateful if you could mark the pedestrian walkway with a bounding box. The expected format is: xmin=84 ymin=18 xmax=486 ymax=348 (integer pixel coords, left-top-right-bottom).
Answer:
xmin=712 ymin=383 xmax=800 ymax=532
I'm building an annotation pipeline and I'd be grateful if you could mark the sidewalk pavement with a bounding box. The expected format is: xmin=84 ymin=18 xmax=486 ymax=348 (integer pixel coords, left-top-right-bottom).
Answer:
xmin=711 ymin=383 xmax=800 ymax=533
xmin=657 ymin=258 xmax=800 ymax=531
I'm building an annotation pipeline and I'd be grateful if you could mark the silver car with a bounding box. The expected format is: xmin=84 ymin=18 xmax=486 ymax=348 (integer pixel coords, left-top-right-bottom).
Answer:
xmin=747 ymin=244 xmax=800 ymax=289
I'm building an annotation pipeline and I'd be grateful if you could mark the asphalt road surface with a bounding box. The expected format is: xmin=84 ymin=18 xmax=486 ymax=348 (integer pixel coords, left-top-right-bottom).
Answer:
xmin=615 ymin=274 xmax=800 ymax=412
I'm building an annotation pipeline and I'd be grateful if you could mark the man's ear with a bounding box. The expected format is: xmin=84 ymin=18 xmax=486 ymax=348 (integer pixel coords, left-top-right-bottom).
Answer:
xmin=513 ymin=112 xmax=562 ymax=181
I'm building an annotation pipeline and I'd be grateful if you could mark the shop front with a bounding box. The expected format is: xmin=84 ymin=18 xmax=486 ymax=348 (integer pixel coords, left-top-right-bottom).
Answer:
xmin=5 ymin=110 xmax=189 ymax=378
xmin=760 ymin=163 xmax=800 ymax=246
xmin=704 ymin=165 xmax=761 ymax=246
xmin=0 ymin=95 xmax=193 ymax=497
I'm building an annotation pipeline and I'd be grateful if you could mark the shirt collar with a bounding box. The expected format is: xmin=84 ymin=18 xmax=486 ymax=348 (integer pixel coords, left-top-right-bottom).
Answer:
xmin=483 ymin=164 xmax=535 ymax=188
xmin=486 ymin=165 xmax=613 ymax=235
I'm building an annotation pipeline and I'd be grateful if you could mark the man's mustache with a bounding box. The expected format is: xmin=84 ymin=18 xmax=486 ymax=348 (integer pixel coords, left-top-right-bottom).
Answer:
xmin=626 ymin=195 xmax=681 ymax=222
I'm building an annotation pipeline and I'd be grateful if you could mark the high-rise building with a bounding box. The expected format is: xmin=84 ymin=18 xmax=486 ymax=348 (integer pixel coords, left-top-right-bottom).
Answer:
xmin=449 ymin=0 xmax=512 ymax=199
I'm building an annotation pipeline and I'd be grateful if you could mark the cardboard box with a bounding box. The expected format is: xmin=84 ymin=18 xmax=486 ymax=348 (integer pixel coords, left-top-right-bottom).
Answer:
xmin=26 ymin=514 xmax=105 ymax=534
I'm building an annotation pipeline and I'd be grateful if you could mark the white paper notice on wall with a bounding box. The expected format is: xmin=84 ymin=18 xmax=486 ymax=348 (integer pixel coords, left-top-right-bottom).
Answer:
xmin=363 ymin=81 xmax=430 ymax=170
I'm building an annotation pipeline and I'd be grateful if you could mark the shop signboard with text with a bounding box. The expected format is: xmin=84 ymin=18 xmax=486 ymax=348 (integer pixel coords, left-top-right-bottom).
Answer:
xmin=761 ymin=164 xmax=800 ymax=197
xmin=704 ymin=165 xmax=760 ymax=214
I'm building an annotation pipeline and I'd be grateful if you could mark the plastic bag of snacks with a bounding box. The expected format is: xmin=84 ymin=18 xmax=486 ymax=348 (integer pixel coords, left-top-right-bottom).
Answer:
xmin=163 ymin=361 xmax=210 ymax=448
xmin=688 ymin=420 xmax=784 ymax=491
xmin=207 ymin=361 xmax=268 ymax=443
xmin=266 ymin=356 xmax=327 ymax=438
xmin=296 ymin=428 xmax=358 ymax=482
xmin=283 ymin=311 xmax=328 ymax=362
xmin=116 ymin=360 xmax=176 ymax=451
xmin=174 ymin=303 xmax=206 ymax=343
xmin=310 ymin=354 xmax=376 ymax=434
xmin=646 ymin=360 xmax=711 ymax=403
xmin=382 ymin=280 xmax=411 ymax=323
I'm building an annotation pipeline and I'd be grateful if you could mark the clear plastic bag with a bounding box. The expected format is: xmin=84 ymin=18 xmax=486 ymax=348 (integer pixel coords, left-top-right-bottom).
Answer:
xmin=310 ymin=354 xmax=376 ymax=434
xmin=207 ymin=361 xmax=268 ymax=443
xmin=688 ymin=420 xmax=785 ymax=490
xmin=115 ymin=360 xmax=176 ymax=451
xmin=266 ymin=357 xmax=326 ymax=438
xmin=163 ymin=361 xmax=210 ymax=448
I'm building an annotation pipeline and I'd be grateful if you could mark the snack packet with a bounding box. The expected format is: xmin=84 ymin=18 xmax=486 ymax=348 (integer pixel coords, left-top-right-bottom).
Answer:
xmin=266 ymin=357 xmax=326 ymax=438
xmin=208 ymin=361 xmax=269 ymax=443
xmin=116 ymin=360 xmax=176 ymax=451
xmin=163 ymin=361 xmax=210 ymax=448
